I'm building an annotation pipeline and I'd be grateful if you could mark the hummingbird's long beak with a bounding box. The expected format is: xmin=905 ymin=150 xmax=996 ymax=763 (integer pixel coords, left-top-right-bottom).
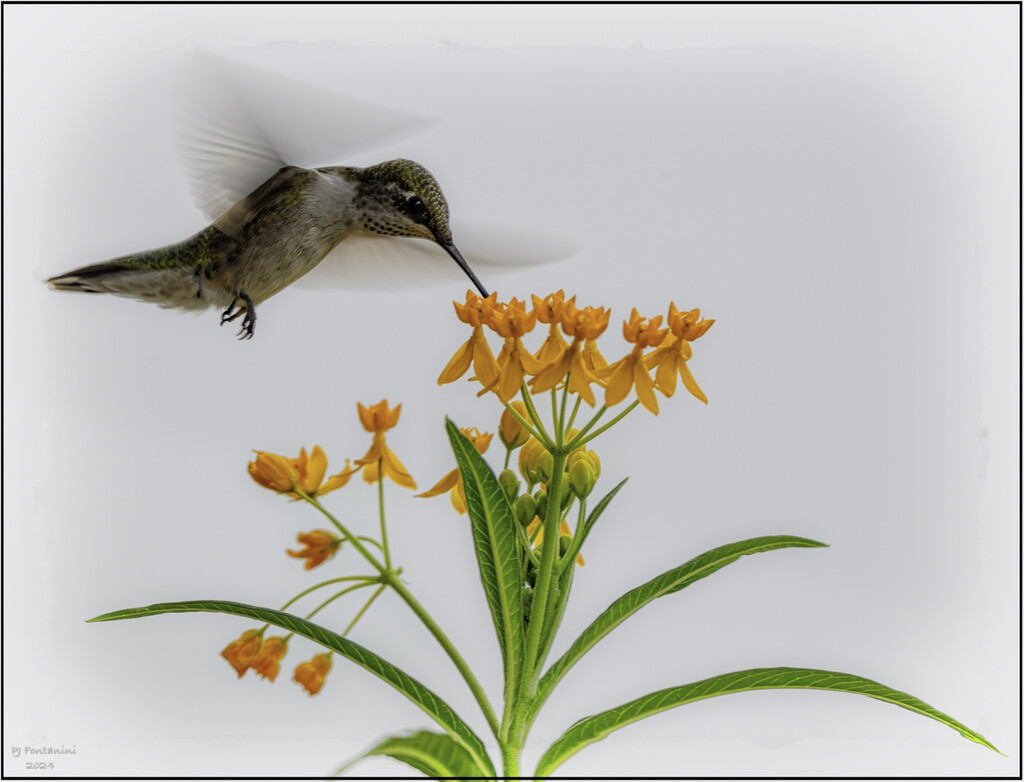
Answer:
xmin=442 ymin=243 xmax=489 ymax=298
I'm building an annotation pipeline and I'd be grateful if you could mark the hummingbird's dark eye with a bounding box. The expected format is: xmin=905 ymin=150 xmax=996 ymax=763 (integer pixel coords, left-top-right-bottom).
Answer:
xmin=403 ymin=194 xmax=429 ymax=223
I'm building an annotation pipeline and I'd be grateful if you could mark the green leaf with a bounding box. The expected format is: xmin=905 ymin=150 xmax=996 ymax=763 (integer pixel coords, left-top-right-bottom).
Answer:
xmin=340 ymin=730 xmax=488 ymax=777
xmin=445 ymin=418 xmax=524 ymax=732
xmin=533 ymin=535 xmax=827 ymax=718
xmin=89 ymin=600 xmax=495 ymax=777
xmin=535 ymin=667 xmax=1002 ymax=775
xmin=578 ymin=478 xmax=627 ymax=548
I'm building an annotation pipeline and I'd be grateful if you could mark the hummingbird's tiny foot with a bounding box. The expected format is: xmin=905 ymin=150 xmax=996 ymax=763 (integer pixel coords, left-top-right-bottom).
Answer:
xmin=236 ymin=293 xmax=256 ymax=340
xmin=220 ymin=298 xmax=242 ymax=326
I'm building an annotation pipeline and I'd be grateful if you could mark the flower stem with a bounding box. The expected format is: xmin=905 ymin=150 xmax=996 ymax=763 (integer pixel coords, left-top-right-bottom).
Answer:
xmin=517 ymin=384 xmax=555 ymax=448
xmin=521 ymin=450 xmax=567 ymax=695
xmin=568 ymin=399 xmax=641 ymax=450
xmin=382 ymin=572 xmax=501 ymax=740
xmin=305 ymin=581 xmax=376 ymax=622
xmin=342 ymin=583 xmax=387 ymax=636
xmin=377 ymin=459 xmax=392 ymax=570
xmin=301 ymin=494 xmax=387 ymax=573
xmin=279 ymin=576 xmax=378 ymax=613
xmin=303 ymin=495 xmax=500 ymax=739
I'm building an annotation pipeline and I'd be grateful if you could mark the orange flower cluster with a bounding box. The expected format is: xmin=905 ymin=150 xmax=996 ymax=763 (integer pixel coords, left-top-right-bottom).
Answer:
xmin=222 ymin=630 xmax=332 ymax=695
xmin=439 ymin=291 xmax=713 ymax=413
xmin=248 ymin=400 xmax=415 ymax=498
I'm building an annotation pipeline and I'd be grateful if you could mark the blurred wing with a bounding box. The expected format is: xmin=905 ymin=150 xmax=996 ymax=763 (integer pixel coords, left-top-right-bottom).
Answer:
xmin=296 ymin=222 xmax=578 ymax=292
xmin=173 ymin=51 xmax=434 ymax=222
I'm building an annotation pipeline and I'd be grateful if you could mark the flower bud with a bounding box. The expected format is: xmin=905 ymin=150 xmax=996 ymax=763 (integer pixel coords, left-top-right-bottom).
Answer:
xmin=535 ymin=490 xmax=548 ymax=521
xmin=514 ymin=494 xmax=538 ymax=527
xmin=536 ymin=451 xmax=554 ymax=484
xmin=499 ymin=401 xmax=530 ymax=449
xmin=518 ymin=438 xmax=546 ymax=484
xmin=498 ymin=469 xmax=520 ymax=501
xmin=569 ymin=459 xmax=597 ymax=498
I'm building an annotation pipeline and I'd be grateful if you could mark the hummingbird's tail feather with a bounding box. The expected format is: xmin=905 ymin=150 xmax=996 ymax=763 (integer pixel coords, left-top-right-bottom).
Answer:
xmin=46 ymin=262 xmax=223 ymax=312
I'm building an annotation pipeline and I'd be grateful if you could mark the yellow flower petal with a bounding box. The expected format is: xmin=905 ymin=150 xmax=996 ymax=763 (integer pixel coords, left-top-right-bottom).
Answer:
xmin=438 ymin=337 xmax=474 ymax=385
xmin=633 ymin=356 xmax=659 ymax=414
xmin=678 ymin=359 xmax=708 ymax=404
xmin=603 ymin=357 xmax=635 ymax=407
xmin=382 ymin=444 xmax=417 ymax=490
xmin=416 ymin=469 xmax=460 ymax=498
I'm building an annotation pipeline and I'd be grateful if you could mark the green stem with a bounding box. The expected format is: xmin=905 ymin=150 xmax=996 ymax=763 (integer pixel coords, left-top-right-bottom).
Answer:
xmin=279 ymin=576 xmax=377 ymax=613
xmin=342 ymin=583 xmax=387 ymax=636
xmin=502 ymin=743 xmax=521 ymax=777
xmin=568 ymin=400 xmax=641 ymax=450
xmin=303 ymin=493 xmax=500 ymax=740
xmin=518 ymin=384 xmax=554 ymax=448
xmin=565 ymin=394 xmax=583 ymax=434
xmin=377 ymin=459 xmax=392 ymax=570
xmin=383 ymin=572 xmax=501 ymax=741
xmin=521 ymin=450 xmax=568 ymax=694
xmin=550 ymin=388 xmax=560 ymax=438
xmin=558 ymin=378 xmax=570 ymax=438
xmin=305 ymin=581 xmax=376 ymax=622
xmin=301 ymin=494 xmax=387 ymax=573
xmin=565 ymin=405 xmax=607 ymax=448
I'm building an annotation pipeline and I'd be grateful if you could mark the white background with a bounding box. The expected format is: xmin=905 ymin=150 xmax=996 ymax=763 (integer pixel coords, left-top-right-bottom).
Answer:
xmin=3 ymin=4 xmax=1019 ymax=778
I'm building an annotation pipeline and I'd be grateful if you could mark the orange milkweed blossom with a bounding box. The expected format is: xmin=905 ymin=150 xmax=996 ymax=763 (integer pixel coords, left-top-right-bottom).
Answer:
xmin=437 ymin=291 xmax=500 ymax=387
xmin=354 ymin=400 xmax=416 ymax=490
xmin=294 ymin=652 xmax=333 ymax=696
xmin=485 ymin=298 xmax=546 ymax=402
xmin=645 ymin=303 xmax=715 ymax=404
xmin=251 ymin=636 xmax=288 ymax=682
xmin=248 ymin=446 xmax=356 ymax=499
xmin=531 ymin=291 xmax=572 ymax=363
xmin=598 ymin=309 xmax=668 ymax=414
xmin=417 ymin=428 xmax=493 ymax=514
xmin=221 ymin=629 xmax=263 ymax=678
xmin=530 ymin=300 xmax=611 ymax=406
xmin=287 ymin=530 xmax=342 ymax=570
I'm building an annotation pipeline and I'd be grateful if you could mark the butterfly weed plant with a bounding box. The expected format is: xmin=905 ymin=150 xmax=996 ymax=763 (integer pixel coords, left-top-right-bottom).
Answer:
xmin=91 ymin=291 xmax=1000 ymax=776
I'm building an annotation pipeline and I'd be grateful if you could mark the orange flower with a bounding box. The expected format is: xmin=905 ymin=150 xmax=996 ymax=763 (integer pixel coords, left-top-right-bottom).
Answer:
xmin=530 ymin=301 xmax=611 ymax=406
xmin=645 ymin=303 xmax=714 ymax=404
xmin=438 ymin=291 xmax=500 ymax=387
xmin=417 ymin=428 xmax=493 ymax=514
xmin=354 ymin=400 xmax=416 ymax=490
xmin=287 ymin=530 xmax=342 ymax=570
xmin=294 ymin=652 xmax=333 ymax=696
xmin=221 ymin=629 xmax=263 ymax=678
xmin=485 ymin=298 xmax=546 ymax=402
xmin=251 ymin=636 xmax=288 ymax=682
xmin=599 ymin=309 xmax=668 ymax=414
xmin=531 ymin=291 xmax=572 ymax=363
xmin=248 ymin=446 xmax=355 ymax=499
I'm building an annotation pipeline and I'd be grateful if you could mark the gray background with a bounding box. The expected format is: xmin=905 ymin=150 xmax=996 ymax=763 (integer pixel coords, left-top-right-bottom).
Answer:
xmin=3 ymin=4 xmax=1018 ymax=777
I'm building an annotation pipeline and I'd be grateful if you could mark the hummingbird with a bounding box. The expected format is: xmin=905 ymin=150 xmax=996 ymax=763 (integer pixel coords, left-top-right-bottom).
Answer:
xmin=46 ymin=158 xmax=489 ymax=339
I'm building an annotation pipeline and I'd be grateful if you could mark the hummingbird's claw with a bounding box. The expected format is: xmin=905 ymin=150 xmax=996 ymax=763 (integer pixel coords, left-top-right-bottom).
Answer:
xmin=221 ymin=294 xmax=256 ymax=339
xmin=237 ymin=293 xmax=256 ymax=340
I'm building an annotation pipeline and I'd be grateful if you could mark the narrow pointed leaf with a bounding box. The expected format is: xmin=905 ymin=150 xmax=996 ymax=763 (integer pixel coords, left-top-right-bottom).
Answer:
xmin=536 ymin=667 xmax=1001 ymax=775
xmin=445 ymin=418 xmax=524 ymax=730
xmin=533 ymin=536 xmax=826 ymax=718
xmin=341 ymin=730 xmax=488 ymax=777
xmin=89 ymin=600 xmax=495 ymax=776
xmin=578 ymin=478 xmax=627 ymax=546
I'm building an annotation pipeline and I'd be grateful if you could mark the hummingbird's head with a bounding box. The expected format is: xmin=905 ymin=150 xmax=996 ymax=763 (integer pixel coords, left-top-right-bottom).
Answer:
xmin=356 ymin=159 xmax=488 ymax=296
